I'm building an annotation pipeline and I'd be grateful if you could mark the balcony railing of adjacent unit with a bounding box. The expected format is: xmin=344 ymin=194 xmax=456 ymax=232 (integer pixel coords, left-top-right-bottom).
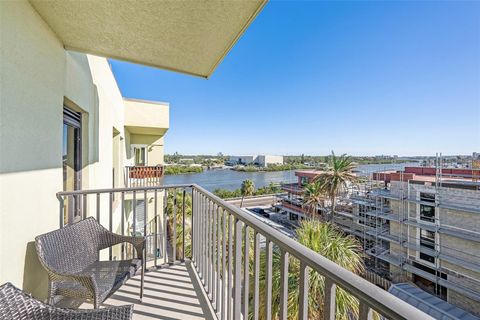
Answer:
xmin=125 ymin=165 xmax=164 ymax=187
xmin=57 ymin=184 xmax=434 ymax=320
xmin=281 ymin=182 xmax=304 ymax=194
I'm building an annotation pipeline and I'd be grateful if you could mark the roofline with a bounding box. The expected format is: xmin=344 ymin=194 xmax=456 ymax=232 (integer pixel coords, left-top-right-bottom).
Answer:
xmin=123 ymin=97 xmax=169 ymax=106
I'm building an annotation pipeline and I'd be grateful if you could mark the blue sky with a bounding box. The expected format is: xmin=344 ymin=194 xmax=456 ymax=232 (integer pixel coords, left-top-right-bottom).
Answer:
xmin=111 ymin=1 xmax=480 ymax=157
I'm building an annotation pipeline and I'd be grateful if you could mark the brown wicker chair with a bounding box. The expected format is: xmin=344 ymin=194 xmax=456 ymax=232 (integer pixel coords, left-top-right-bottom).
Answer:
xmin=35 ymin=217 xmax=145 ymax=308
xmin=0 ymin=282 xmax=133 ymax=319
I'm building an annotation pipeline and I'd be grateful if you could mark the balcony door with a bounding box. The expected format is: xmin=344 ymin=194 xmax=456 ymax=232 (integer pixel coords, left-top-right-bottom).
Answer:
xmin=63 ymin=107 xmax=82 ymax=223
xmin=132 ymin=144 xmax=148 ymax=166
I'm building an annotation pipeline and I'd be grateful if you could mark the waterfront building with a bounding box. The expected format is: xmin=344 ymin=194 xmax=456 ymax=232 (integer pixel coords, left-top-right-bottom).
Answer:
xmin=229 ymin=154 xmax=284 ymax=167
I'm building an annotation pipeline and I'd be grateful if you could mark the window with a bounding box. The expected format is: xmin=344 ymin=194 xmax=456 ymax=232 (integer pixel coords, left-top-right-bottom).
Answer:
xmin=419 ymin=229 xmax=436 ymax=264
xmin=420 ymin=204 xmax=435 ymax=222
xmin=419 ymin=192 xmax=436 ymax=222
xmin=132 ymin=145 xmax=147 ymax=166
xmin=420 ymin=192 xmax=435 ymax=203
xmin=300 ymin=176 xmax=309 ymax=186
xmin=63 ymin=107 xmax=82 ymax=224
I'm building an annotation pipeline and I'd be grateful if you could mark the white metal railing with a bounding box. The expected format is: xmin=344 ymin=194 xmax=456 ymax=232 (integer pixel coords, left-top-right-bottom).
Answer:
xmin=57 ymin=184 xmax=434 ymax=320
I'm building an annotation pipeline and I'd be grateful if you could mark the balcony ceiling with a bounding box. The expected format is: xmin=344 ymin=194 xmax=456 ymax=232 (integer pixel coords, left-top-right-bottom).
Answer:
xmin=29 ymin=0 xmax=267 ymax=78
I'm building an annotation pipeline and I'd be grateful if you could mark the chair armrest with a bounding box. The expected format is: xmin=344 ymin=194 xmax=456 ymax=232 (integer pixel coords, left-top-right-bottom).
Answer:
xmin=48 ymin=270 xmax=99 ymax=295
xmin=102 ymin=232 xmax=146 ymax=260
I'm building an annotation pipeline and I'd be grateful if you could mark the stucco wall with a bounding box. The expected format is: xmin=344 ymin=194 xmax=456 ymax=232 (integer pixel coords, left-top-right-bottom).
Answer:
xmin=0 ymin=0 xmax=66 ymax=298
xmin=0 ymin=0 xmax=168 ymax=299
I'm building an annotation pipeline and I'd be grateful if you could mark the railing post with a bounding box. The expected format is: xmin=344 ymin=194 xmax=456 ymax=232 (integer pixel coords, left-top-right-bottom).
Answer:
xmin=96 ymin=193 xmax=100 ymax=222
xmin=221 ymin=208 xmax=227 ymax=320
xmin=154 ymin=189 xmax=158 ymax=267
xmin=82 ymin=193 xmax=87 ymax=220
xmin=132 ymin=191 xmax=137 ymax=238
xmin=172 ymin=189 xmax=177 ymax=263
xmin=182 ymin=188 xmax=186 ymax=261
xmin=265 ymin=239 xmax=273 ymax=320
xmin=58 ymin=195 xmax=64 ymax=228
xmin=359 ymin=301 xmax=373 ymax=320
xmin=323 ymin=278 xmax=336 ymax=320
xmin=121 ymin=191 xmax=126 ymax=260
xmin=279 ymin=250 xmax=289 ymax=320
xmin=298 ymin=261 xmax=309 ymax=320
xmin=227 ymin=214 xmax=233 ymax=320
xmin=243 ymin=225 xmax=250 ymax=319
xmin=163 ymin=189 xmax=168 ymax=265
xmin=191 ymin=188 xmax=195 ymax=263
xmin=109 ymin=192 xmax=113 ymax=260
xmin=143 ymin=190 xmax=148 ymax=270
xmin=233 ymin=218 xmax=243 ymax=320
xmin=212 ymin=202 xmax=218 ymax=307
xmin=253 ymin=232 xmax=260 ymax=320
xmin=216 ymin=204 xmax=222 ymax=313
xmin=207 ymin=199 xmax=212 ymax=297
xmin=200 ymin=194 xmax=207 ymax=285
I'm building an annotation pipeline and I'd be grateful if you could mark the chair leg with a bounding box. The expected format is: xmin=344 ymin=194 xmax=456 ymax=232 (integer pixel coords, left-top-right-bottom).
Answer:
xmin=47 ymin=280 xmax=55 ymax=305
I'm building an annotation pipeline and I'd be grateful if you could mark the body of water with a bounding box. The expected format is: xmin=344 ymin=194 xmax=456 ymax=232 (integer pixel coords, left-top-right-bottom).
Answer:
xmin=163 ymin=162 xmax=419 ymax=192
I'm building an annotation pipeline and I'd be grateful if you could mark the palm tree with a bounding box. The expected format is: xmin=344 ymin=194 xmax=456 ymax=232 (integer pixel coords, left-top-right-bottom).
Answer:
xmin=240 ymin=179 xmax=255 ymax=207
xmin=255 ymin=220 xmax=365 ymax=320
xmin=302 ymin=181 xmax=325 ymax=217
xmin=166 ymin=191 xmax=192 ymax=259
xmin=314 ymin=151 xmax=357 ymax=221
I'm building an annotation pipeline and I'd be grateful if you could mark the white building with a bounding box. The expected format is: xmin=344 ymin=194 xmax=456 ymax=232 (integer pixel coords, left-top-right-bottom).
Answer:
xmin=229 ymin=155 xmax=284 ymax=167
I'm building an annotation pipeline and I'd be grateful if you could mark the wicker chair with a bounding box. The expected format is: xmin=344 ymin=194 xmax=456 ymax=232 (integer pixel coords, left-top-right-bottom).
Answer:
xmin=35 ymin=217 xmax=145 ymax=309
xmin=0 ymin=282 xmax=133 ymax=319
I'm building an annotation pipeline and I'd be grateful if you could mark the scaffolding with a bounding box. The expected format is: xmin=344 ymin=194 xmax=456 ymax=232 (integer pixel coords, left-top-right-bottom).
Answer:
xmin=350 ymin=154 xmax=480 ymax=306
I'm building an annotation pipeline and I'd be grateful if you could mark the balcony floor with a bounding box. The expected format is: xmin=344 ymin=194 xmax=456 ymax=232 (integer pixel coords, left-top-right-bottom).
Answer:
xmin=81 ymin=262 xmax=214 ymax=320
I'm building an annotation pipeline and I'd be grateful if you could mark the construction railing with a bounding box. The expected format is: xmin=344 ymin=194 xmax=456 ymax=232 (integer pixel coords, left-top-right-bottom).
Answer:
xmin=57 ymin=184 xmax=433 ymax=320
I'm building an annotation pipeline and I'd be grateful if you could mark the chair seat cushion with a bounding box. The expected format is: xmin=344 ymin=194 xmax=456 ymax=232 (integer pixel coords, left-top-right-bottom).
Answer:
xmin=55 ymin=259 xmax=142 ymax=302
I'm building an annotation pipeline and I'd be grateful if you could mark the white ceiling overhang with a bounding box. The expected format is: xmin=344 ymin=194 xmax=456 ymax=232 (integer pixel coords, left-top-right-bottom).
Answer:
xmin=29 ymin=0 xmax=267 ymax=78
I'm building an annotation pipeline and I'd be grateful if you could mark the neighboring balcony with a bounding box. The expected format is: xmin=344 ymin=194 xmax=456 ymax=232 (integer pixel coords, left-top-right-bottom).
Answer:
xmin=125 ymin=165 xmax=164 ymax=187
xmin=56 ymin=185 xmax=433 ymax=320
xmin=281 ymin=182 xmax=304 ymax=194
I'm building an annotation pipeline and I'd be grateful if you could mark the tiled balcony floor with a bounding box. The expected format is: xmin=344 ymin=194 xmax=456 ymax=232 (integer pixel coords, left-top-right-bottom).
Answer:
xmin=82 ymin=262 xmax=214 ymax=320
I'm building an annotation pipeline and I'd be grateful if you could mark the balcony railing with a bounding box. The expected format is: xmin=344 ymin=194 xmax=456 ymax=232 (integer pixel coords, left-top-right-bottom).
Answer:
xmin=125 ymin=165 xmax=164 ymax=187
xmin=57 ymin=184 xmax=433 ymax=320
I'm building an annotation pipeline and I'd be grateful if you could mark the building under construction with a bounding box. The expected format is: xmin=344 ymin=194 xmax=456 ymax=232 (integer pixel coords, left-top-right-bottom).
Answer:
xmin=279 ymin=159 xmax=480 ymax=317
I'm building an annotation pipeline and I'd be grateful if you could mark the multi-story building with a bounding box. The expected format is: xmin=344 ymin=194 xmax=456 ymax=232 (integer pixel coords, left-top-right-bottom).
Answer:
xmin=229 ymin=154 xmax=284 ymax=167
xmin=368 ymin=167 xmax=480 ymax=316
xmin=280 ymin=167 xmax=480 ymax=317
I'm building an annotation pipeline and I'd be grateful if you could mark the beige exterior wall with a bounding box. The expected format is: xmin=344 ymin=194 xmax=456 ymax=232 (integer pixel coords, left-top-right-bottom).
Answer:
xmin=0 ymin=0 xmax=168 ymax=299
xmin=1 ymin=0 xmax=66 ymax=298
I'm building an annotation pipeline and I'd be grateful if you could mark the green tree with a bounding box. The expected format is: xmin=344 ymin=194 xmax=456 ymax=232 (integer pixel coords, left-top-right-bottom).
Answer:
xmin=314 ymin=151 xmax=357 ymax=221
xmin=302 ymin=181 xmax=325 ymax=217
xmin=256 ymin=220 xmax=365 ymax=320
xmin=240 ymin=179 xmax=255 ymax=207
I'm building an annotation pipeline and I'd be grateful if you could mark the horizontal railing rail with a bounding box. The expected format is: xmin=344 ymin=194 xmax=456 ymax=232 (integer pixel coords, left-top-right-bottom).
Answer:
xmin=57 ymin=184 xmax=434 ymax=320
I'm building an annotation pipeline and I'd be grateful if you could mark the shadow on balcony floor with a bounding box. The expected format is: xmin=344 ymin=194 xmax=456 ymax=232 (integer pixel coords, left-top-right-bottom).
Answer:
xmin=81 ymin=262 xmax=214 ymax=320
